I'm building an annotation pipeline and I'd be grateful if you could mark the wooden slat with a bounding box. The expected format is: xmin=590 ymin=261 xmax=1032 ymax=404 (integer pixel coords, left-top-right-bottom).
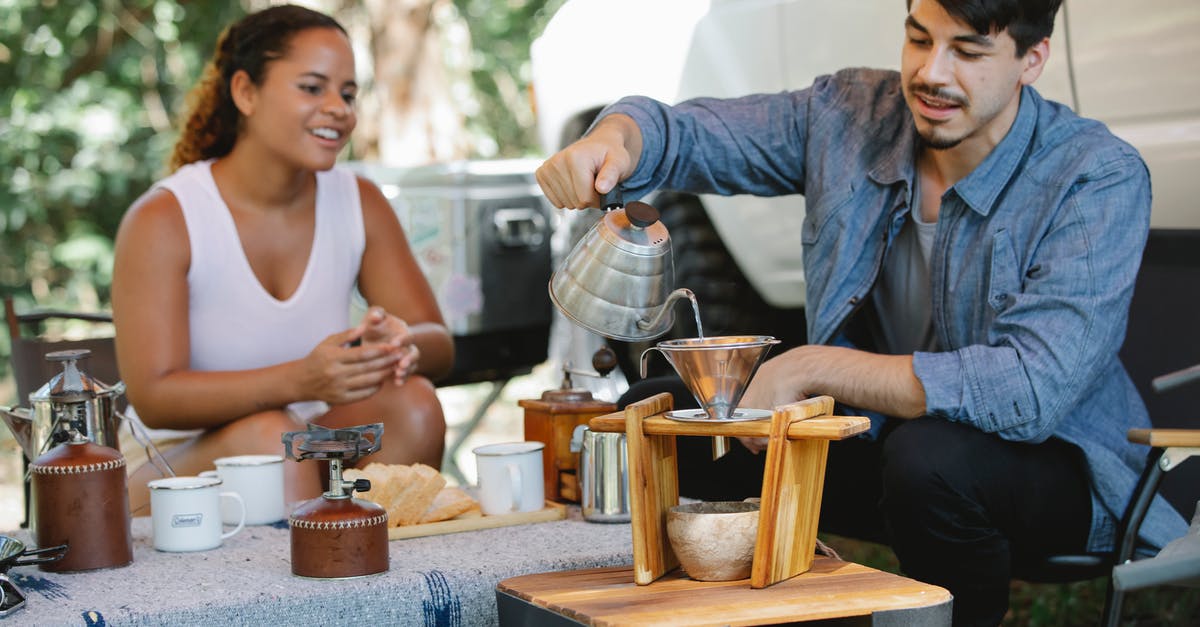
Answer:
xmin=751 ymin=397 xmax=832 ymax=588
xmin=1128 ymin=428 xmax=1200 ymax=448
xmin=497 ymin=558 xmax=952 ymax=626
xmin=589 ymin=413 xmax=869 ymax=440
xmin=623 ymin=393 xmax=679 ymax=585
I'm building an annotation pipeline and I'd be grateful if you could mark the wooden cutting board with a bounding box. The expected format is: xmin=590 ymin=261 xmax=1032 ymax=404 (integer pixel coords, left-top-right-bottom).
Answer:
xmin=388 ymin=501 xmax=567 ymax=540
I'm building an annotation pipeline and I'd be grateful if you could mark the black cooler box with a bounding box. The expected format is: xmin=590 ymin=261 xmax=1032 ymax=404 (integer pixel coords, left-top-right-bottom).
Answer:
xmin=350 ymin=160 xmax=553 ymax=386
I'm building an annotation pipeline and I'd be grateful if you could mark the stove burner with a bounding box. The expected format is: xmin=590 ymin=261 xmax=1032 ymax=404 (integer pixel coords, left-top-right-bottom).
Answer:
xmin=282 ymin=423 xmax=382 ymax=463
xmin=297 ymin=439 xmax=358 ymax=455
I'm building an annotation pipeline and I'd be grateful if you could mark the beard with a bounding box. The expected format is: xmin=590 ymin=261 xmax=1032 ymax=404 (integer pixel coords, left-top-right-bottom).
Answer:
xmin=919 ymin=128 xmax=964 ymax=150
xmin=907 ymin=83 xmax=970 ymax=149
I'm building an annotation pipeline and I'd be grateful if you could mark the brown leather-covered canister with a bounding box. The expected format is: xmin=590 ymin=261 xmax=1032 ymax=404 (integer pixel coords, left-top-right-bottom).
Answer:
xmin=289 ymin=496 xmax=388 ymax=579
xmin=31 ymin=439 xmax=133 ymax=572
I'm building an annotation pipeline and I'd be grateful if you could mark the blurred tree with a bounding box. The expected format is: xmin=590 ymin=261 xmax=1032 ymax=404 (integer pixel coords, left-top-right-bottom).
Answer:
xmin=448 ymin=0 xmax=565 ymax=159
xmin=314 ymin=0 xmax=564 ymax=163
xmin=0 ymin=0 xmax=245 ymax=323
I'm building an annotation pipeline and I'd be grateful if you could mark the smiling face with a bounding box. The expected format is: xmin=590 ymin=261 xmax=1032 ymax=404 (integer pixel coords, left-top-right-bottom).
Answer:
xmin=231 ymin=27 xmax=358 ymax=172
xmin=901 ymin=0 xmax=1047 ymax=154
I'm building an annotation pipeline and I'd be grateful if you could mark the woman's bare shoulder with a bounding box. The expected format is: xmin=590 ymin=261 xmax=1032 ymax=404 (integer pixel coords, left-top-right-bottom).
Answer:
xmin=121 ymin=187 xmax=186 ymax=234
xmin=114 ymin=186 xmax=190 ymax=264
xmin=355 ymin=174 xmax=405 ymax=236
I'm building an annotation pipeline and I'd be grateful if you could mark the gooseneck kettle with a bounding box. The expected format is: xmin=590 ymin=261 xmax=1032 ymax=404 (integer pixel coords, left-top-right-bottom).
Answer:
xmin=549 ymin=189 xmax=695 ymax=342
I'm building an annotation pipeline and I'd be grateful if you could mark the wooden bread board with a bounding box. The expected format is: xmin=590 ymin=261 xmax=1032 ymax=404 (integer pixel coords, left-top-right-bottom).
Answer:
xmin=388 ymin=500 xmax=567 ymax=540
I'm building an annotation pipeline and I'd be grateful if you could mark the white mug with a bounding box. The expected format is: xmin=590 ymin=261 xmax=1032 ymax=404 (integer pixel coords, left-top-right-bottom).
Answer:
xmin=149 ymin=476 xmax=246 ymax=552
xmin=201 ymin=454 xmax=286 ymax=525
xmin=472 ymin=441 xmax=545 ymax=515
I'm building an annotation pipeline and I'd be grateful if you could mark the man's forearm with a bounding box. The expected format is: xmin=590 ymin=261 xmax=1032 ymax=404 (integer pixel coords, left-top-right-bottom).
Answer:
xmin=803 ymin=345 xmax=926 ymax=418
xmin=751 ymin=344 xmax=926 ymax=418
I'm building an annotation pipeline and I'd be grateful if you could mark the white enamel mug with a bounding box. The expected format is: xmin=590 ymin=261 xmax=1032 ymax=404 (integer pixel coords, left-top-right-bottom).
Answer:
xmin=149 ymin=476 xmax=246 ymax=552
xmin=202 ymin=454 xmax=286 ymax=525
xmin=472 ymin=441 xmax=545 ymax=515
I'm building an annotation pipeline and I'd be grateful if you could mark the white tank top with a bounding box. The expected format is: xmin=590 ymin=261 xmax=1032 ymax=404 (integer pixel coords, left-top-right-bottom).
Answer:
xmin=154 ymin=160 xmax=365 ymax=374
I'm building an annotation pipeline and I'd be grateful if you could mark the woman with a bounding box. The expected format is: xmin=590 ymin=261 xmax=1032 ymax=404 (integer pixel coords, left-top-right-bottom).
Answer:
xmin=112 ymin=4 xmax=453 ymax=511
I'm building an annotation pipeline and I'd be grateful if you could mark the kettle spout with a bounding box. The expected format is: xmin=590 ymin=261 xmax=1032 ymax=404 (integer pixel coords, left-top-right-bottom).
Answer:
xmin=636 ymin=288 xmax=697 ymax=337
xmin=0 ymin=406 xmax=37 ymax=462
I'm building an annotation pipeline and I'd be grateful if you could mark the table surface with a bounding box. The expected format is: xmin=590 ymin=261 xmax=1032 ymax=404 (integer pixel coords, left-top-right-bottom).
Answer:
xmin=2 ymin=509 xmax=634 ymax=626
xmin=497 ymin=558 xmax=953 ymax=626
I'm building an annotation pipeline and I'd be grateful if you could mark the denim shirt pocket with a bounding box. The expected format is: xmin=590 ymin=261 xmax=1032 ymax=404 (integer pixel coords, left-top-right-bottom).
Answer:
xmin=801 ymin=186 xmax=854 ymax=245
xmin=987 ymin=230 xmax=1020 ymax=313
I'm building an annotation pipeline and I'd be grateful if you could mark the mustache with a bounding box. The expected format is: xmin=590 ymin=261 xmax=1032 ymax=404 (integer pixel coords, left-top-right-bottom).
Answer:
xmin=910 ymin=84 xmax=968 ymax=107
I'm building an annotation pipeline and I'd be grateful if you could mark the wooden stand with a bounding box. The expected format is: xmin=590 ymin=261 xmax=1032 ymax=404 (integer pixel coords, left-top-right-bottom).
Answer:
xmin=588 ymin=393 xmax=870 ymax=589
xmin=497 ymin=558 xmax=953 ymax=626
xmin=520 ymin=392 xmax=616 ymax=503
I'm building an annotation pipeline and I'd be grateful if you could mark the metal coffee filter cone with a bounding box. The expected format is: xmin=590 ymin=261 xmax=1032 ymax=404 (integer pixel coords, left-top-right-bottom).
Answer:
xmin=649 ymin=336 xmax=780 ymax=420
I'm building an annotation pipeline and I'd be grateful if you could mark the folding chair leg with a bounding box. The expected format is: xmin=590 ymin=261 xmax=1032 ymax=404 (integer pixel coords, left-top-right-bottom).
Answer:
xmin=1103 ymin=447 xmax=1167 ymax=626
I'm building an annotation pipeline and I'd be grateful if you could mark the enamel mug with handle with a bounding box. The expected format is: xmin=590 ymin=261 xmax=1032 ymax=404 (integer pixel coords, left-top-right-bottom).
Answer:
xmin=149 ymin=476 xmax=246 ymax=552
xmin=472 ymin=441 xmax=545 ymax=515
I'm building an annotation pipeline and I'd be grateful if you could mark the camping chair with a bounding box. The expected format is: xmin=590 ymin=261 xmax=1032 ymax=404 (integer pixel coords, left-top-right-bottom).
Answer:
xmin=1012 ymin=229 xmax=1200 ymax=626
xmin=4 ymin=295 xmax=122 ymax=527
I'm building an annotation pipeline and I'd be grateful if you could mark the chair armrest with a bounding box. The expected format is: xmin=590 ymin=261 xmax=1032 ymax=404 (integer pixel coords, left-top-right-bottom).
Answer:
xmin=1127 ymin=428 xmax=1200 ymax=448
xmin=15 ymin=310 xmax=112 ymax=325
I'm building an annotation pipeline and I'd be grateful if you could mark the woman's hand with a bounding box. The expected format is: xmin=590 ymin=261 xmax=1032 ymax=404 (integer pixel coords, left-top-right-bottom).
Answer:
xmin=299 ymin=324 xmax=403 ymax=404
xmin=360 ymin=306 xmax=420 ymax=385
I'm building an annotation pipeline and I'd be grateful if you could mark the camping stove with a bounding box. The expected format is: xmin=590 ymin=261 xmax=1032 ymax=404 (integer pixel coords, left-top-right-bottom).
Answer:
xmin=282 ymin=423 xmax=388 ymax=579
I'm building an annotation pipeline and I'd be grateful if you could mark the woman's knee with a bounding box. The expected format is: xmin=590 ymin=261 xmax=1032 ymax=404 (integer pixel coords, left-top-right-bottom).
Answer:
xmin=392 ymin=376 xmax=446 ymax=437
xmin=210 ymin=410 xmax=300 ymax=454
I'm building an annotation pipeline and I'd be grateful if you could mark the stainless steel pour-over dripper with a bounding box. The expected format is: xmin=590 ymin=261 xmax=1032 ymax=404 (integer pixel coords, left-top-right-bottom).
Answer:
xmin=640 ymin=336 xmax=781 ymax=422
xmin=549 ymin=189 xmax=695 ymax=341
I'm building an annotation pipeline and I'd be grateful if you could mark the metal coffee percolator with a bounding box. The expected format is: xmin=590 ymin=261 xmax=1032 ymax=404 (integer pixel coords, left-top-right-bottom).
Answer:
xmin=1 ymin=349 xmax=126 ymax=461
xmin=282 ymin=423 xmax=389 ymax=579
xmin=30 ymin=429 xmax=133 ymax=572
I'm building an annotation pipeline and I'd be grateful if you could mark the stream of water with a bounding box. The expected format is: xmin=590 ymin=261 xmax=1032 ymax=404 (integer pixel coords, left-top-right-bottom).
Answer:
xmin=685 ymin=292 xmax=704 ymax=339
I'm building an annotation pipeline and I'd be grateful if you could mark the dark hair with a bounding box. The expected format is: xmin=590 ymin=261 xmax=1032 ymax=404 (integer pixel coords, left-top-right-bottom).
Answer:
xmin=168 ymin=5 xmax=346 ymax=172
xmin=908 ymin=0 xmax=1063 ymax=56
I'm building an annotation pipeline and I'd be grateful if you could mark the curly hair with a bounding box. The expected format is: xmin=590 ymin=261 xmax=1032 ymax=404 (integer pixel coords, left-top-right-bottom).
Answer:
xmin=168 ymin=5 xmax=346 ymax=173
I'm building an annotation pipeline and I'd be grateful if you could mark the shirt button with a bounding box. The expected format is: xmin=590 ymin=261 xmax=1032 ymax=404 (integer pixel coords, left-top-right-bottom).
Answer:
xmin=849 ymin=296 xmax=860 ymax=305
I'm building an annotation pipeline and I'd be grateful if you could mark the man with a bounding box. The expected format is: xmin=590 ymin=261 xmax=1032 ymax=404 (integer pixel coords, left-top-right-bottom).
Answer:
xmin=535 ymin=0 xmax=1186 ymax=624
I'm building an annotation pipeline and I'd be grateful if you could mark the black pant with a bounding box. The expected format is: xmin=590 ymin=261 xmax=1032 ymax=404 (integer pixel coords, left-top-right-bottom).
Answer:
xmin=619 ymin=376 xmax=1093 ymax=627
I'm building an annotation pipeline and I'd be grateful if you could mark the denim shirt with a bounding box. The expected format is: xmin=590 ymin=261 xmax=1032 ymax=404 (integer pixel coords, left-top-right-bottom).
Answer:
xmin=605 ymin=68 xmax=1186 ymax=553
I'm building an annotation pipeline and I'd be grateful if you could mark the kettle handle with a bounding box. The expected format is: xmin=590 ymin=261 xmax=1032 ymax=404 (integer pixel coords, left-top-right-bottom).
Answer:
xmin=639 ymin=346 xmax=662 ymax=380
xmin=600 ymin=186 xmax=623 ymax=211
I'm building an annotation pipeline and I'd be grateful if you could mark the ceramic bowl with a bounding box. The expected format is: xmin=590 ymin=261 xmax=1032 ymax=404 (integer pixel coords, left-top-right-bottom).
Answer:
xmin=666 ymin=500 xmax=760 ymax=581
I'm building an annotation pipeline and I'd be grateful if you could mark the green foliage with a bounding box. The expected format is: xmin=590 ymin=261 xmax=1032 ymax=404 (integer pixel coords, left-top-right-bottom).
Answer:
xmin=0 ymin=0 xmax=245 ymax=315
xmin=451 ymin=0 xmax=565 ymax=158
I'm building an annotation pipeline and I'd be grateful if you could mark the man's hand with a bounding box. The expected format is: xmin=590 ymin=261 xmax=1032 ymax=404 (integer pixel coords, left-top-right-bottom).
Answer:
xmin=734 ymin=344 xmax=927 ymax=453
xmin=535 ymin=114 xmax=642 ymax=209
xmin=736 ymin=346 xmax=814 ymax=454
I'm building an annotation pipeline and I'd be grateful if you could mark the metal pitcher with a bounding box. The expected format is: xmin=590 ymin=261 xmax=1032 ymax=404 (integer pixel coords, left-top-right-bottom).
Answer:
xmin=549 ymin=190 xmax=695 ymax=341
xmin=1 ymin=349 xmax=124 ymax=461
xmin=570 ymin=424 xmax=630 ymax=523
